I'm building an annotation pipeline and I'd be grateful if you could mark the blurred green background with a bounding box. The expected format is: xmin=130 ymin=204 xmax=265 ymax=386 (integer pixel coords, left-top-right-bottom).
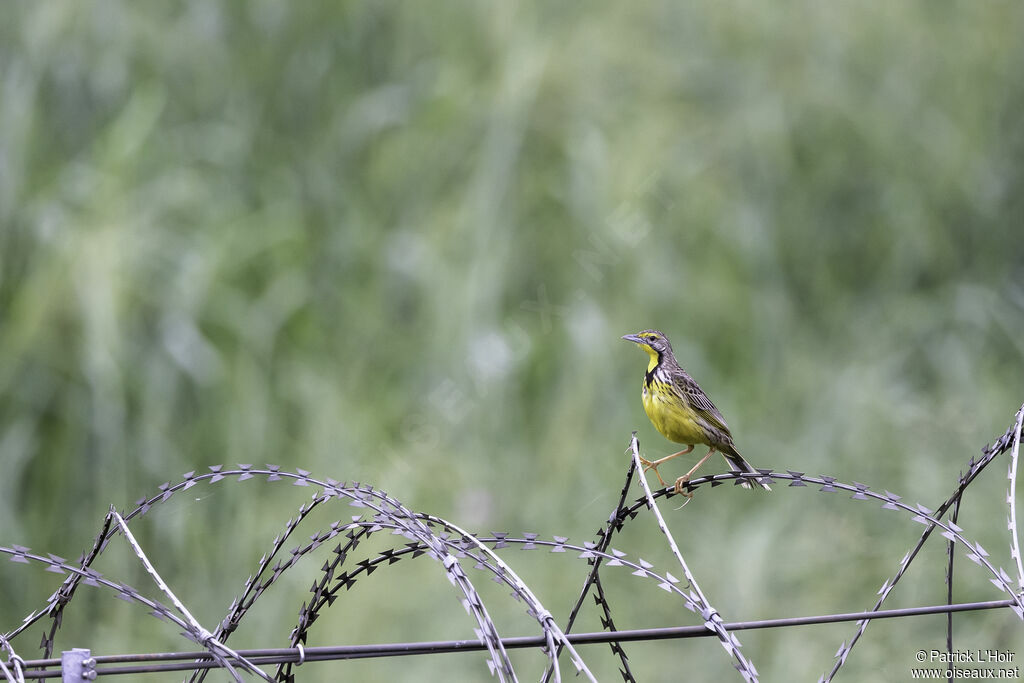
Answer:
xmin=2 ymin=2 xmax=1024 ymax=681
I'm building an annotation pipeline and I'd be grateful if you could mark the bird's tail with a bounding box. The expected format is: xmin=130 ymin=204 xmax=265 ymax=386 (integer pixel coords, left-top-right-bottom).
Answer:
xmin=722 ymin=450 xmax=772 ymax=491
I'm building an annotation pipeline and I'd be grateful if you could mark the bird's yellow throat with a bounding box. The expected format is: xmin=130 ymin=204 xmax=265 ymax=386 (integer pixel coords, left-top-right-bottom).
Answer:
xmin=640 ymin=345 xmax=660 ymax=373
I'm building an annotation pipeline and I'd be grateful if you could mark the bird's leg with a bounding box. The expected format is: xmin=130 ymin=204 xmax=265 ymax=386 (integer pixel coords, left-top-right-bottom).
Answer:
xmin=673 ymin=447 xmax=717 ymax=497
xmin=639 ymin=445 xmax=694 ymax=488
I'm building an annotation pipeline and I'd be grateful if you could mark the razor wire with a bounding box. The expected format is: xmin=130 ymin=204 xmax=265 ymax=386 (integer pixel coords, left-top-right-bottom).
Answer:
xmin=2 ymin=405 xmax=1023 ymax=682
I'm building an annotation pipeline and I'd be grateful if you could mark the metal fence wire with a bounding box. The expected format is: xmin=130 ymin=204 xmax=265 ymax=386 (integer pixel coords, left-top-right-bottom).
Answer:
xmin=2 ymin=405 xmax=1023 ymax=682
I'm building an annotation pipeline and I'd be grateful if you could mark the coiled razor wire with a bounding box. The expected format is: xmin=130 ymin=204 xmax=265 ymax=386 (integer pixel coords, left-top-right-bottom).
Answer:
xmin=2 ymin=405 xmax=1023 ymax=681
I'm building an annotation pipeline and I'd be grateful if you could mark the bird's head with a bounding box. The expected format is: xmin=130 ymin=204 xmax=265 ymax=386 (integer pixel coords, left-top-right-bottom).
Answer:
xmin=622 ymin=329 xmax=673 ymax=367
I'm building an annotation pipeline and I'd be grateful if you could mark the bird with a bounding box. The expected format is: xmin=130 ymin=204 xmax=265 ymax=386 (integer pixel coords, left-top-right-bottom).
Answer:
xmin=622 ymin=329 xmax=771 ymax=496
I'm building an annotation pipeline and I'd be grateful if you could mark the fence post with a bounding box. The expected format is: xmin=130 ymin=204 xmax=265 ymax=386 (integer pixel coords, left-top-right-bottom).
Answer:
xmin=61 ymin=648 xmax=95 ymax=682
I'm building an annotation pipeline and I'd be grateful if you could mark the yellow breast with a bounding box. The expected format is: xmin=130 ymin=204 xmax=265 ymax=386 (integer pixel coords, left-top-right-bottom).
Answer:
xmin=642 ymin=381 xmax=708 ymax=446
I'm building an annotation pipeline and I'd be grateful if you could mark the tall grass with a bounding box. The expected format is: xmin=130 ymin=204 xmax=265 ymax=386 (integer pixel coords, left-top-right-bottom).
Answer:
xmin=2 ymin=2 xmax=1023 ymax=680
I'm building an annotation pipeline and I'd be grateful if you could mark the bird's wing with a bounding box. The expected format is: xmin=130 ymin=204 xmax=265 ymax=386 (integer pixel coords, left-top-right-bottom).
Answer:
xmin=672 ymin=372 xmax=730 ymax=434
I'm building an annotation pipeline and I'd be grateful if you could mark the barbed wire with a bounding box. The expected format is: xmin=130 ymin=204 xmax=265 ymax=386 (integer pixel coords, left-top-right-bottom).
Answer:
xmin=2 ymin=405 xmax=1023 ymax=681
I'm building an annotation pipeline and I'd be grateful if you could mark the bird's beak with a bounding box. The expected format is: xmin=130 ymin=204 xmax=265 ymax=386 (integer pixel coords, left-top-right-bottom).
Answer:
xmin=621 ymin=334 xmax=643 ymax=344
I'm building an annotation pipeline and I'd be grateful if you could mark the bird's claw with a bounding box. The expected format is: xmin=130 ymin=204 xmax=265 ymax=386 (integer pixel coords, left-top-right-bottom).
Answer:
xmin=673 ymin=476 xmax=694 ymax=498
xmin=639 ymin=457 xmax=669 ymax=487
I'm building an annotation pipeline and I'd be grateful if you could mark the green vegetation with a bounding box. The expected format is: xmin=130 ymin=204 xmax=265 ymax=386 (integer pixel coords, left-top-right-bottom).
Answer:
xmin=2 ymin=2 xmax=1023 ymax=680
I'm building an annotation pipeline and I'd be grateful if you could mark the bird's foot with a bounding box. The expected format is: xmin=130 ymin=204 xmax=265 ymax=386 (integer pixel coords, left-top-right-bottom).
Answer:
xmin=673 ymin=475 xmax=694 ymax=497
xmin=639 ymin=457 xmax=669 ymax=488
